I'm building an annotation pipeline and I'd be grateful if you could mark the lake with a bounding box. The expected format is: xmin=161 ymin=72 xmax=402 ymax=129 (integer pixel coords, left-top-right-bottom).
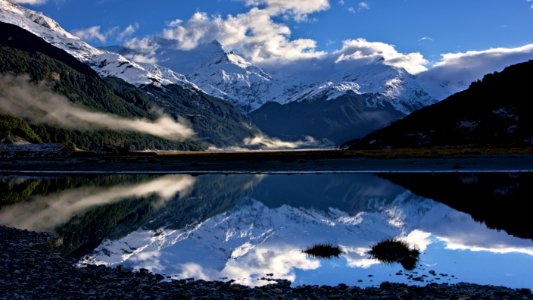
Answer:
xmin=1 ymin=172 xmax=532 ymax=289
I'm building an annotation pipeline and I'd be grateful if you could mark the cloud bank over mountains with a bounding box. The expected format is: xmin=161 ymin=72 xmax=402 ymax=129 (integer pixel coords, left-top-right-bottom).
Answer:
xmin=17 ymin=0 xmax=529 ymax=100
xmin=86 ymin=0 xmax=533 ymax=89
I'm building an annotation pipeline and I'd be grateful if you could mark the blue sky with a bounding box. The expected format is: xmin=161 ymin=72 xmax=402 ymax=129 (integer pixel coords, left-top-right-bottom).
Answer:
xmin=19 ymin=0 xmax=533 ymax=63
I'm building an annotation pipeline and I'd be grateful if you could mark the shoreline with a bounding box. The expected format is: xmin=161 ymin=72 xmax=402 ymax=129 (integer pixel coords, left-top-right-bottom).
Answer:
xmin=1 ymin=226 xmax=531 ymax=299
xmin=3 ymin=151 xmax=533 ymax=174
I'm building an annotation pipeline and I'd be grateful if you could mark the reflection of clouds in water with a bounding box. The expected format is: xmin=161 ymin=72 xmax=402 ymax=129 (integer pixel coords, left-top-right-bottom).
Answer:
xmin=343 ymin=246 xmax=380 ymax=269
xmin=401 ymin=230 xmax=432 ymax=252
xmin=243 ymin=174 xmax=268 ymax=190
xmin=222 ymin=248 xmax=320 ymax=286
xmin=179 ymin=263 xmax=218 ymax=281
xmin=400 ymin=199 xmax=533 ymax=257
xmin=85 ymin=192 xmax=533 ymax=287
xmin=0 ymin=175 xmax=196 ymax=232
xmin=436 ymin=234 xmax=533 ymax=256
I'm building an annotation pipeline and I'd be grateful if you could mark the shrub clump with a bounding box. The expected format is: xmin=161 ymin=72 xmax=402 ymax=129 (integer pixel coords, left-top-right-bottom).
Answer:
xmin=369 ymin=239 xmax=420 ymax=270
xmin=303 ymin=243 xmax=342 ymax=259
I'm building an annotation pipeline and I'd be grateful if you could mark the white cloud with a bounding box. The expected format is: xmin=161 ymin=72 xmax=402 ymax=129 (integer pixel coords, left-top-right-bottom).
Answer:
xmin=419 ymin=44 xmax=533 ymax=99
xmin=11 ymin=0 xmax=47 ymax=4
xmin=347 ymin=2 xmax=369 ymax=13
xmin=336 ymin=39 xmax=428 ymax=74
xmin=73 ymin=23 xmax=139 ymax=43
xmin=123 ymin=36 xmax=159 ymax=63
xmin=419 ymin=36 xmax=433 ymax=42
xmin=72 ymin=25 xmax=110 ymax=43
xmin=358 ymin=2 xmax=370 ymax=10
xmin=161 ymin=9 xmax=326 ymax=63
xmin=244 ymin=0 xmax=330 ymax=21
xmin=119 ymin=23 xmax=139 ymax=40
xmin=434 ymin=44 xmax=533 ymax=69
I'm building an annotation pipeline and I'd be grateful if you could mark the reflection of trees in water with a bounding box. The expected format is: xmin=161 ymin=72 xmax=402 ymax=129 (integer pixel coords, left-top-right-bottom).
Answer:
xmin=0 ymin=174 xmax=262 ymax=257
xmin=0 ymin=175 xmax=196 ymax=231
xmin=0 ymin=177 xmax=42 ymax=208
xmin=0 ymin=175 xmax=155 ymax=208
xmin=382 ymin=173 xmax=533 ymax=241
xmin=0 ymin=175 xmax=197 ymax=256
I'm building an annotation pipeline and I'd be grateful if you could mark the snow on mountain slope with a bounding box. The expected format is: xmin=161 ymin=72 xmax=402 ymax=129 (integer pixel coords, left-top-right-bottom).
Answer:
xmin=266 ymin=59 xmax=435 ymax=114
xmin=116 ymin=38 xmax=435 ymax=113
xmin=82 ymin=192 xmax=533 ymax=287
xmin=112 ymin=39 xmax=274 ymax=112
xmin=156 ymin=40 xmax=273 ymax=112
xmin=0 ymin=0 xmax=192 ymax=87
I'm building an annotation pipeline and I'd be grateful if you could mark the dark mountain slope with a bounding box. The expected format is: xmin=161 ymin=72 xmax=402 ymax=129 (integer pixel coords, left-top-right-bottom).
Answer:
xmin=347 ymin=60 xmax=533 ymax=149
xmin=0 ymin=22 xmax=97 ymax=77
xmin=0 ymin=22 xmax=257 ymax=149
xmin=140 ymin=84 xmax=259 ymax=146
xmin=250 ymin=92 xmax=404 ymax=144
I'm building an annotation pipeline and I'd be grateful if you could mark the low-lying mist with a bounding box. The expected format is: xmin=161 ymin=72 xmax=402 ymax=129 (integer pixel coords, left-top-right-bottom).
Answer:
xmin=0 ymin=74 xmax=194 ymax=141
xmin=243 ymin=134 xmax=319 ymax=150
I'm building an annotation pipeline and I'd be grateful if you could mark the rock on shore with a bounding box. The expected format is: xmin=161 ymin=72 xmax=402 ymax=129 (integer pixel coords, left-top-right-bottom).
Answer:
xmin=1 ymin=226 xmax=532 ymax=299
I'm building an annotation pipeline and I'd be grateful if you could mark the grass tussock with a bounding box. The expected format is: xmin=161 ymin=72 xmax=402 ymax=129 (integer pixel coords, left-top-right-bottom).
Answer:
xmin=303 ymin=243 xmax=342 ymax=259
xmin=369 ymin=239 xmax=420 ymax=270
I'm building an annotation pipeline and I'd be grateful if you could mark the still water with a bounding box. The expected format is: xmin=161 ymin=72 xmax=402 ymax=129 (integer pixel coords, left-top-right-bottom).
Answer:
xmin=1 ymin=173 xmax=532 ymax=289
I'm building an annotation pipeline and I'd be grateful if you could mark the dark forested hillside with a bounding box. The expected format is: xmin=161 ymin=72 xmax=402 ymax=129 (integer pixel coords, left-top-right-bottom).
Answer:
xmin=347 ymin=60 xmax=533 ymax=149
xmin=0 ymin=22 xmax=258 ymax=150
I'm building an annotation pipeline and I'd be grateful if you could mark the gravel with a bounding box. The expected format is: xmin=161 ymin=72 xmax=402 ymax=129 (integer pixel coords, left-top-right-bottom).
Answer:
xmin=1 ymin=226 xmax=532 ymax=300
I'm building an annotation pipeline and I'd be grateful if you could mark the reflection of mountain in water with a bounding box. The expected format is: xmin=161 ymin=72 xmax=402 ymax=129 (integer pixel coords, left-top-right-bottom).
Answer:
xmin=83 ymin=174 xmax=533 ymax=287
xmin=382 ymin=173 xmax=533 ymax=240
xmin=146 ymin=174 xmax=264 ymax=230
xmin=251 ymin=174 xmax=404 ymax=214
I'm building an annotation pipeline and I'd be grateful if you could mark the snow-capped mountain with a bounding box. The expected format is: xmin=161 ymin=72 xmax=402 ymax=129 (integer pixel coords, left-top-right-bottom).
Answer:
xmin=110 ymin=39 xmax=274 ymax=112
xmin=0 ymin=0 xmax=192 ymax=87
xmin=266 ymin=58 xmax=434 ymax=115
xmin=114 ymin=38 xmax=435 ymax=113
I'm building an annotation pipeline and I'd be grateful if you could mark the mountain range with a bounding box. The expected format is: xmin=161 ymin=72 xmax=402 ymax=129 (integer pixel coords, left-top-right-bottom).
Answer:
xmin=109 ymin=37 xmax=438 ymax=143
xmin=0 ymin=0 xmax=435 ymax=147
xmin=1 ymin=0 xmax=533 ymax=149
